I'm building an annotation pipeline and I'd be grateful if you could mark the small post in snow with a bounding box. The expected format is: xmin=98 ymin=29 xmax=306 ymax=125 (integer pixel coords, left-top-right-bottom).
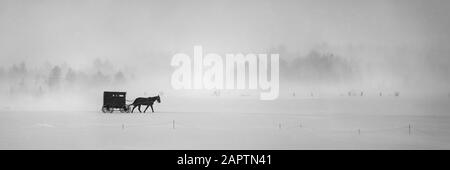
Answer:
xmin=409 ymin=124 xmax=411 ymax=135
xmin=173 ymin=120 xmax=175 ymax=129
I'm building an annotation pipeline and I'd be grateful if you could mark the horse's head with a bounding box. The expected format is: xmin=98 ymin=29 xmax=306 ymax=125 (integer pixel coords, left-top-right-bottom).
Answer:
xmin=156 ymin=95 xmax=161 ymax=103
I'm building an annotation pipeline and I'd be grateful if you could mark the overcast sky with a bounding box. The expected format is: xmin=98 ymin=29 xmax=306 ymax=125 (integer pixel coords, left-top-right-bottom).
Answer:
xmin=0 ymin=0 xmax=449 ymax=89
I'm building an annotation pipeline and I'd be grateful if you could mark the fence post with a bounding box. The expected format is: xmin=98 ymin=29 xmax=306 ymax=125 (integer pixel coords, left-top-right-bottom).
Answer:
xmin=173 ymin=120 xmax=175 ymax=129
xmin=409 ymin=124 xmax=411 ymax=135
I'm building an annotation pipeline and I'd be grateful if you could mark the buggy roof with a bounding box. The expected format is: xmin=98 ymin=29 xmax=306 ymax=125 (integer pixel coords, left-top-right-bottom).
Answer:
xmin=103 ymin=91 xmax=126 ymax=97
xmin=104 ymin=91 xmax=126 ymax=94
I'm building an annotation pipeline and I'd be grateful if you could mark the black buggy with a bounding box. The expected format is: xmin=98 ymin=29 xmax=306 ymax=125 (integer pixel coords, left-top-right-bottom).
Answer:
xmin=102 ymin=91 xmax=130 ymax=113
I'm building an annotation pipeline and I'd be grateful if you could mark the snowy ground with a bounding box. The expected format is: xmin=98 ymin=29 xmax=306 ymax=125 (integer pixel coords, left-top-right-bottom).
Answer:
xmin=1 ymin=96 xmax=450 ymax=149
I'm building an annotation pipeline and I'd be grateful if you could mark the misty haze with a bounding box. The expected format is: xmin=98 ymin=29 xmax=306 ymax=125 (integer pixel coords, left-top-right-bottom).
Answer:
xmin=0 ymin=0 xmax=450 ymax=149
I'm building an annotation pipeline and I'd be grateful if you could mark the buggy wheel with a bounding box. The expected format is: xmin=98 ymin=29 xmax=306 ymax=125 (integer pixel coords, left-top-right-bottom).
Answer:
xmin=101 ymin=106 xmax=108 ymax=113
xmin=126 ymin=105 xmax=131 ymax=113
xmin=120 ymin=107 xmax=126 ymax=113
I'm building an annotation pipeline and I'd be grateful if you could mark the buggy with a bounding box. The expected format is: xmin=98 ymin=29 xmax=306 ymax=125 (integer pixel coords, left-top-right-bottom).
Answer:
xmin=102 ymin=91 xmax=130 ymax=113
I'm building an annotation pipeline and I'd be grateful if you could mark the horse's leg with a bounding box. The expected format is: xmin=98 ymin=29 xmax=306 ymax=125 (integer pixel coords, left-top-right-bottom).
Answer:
xmin=131 ymin=105 xmax=136 ymax=113
xmin=143 ymin=105 xmax=149 ymax=113
xmin=138 ymin=105 xmax=142 ymax=113
xmin=150 ymin=105 xmax=154 ymax=113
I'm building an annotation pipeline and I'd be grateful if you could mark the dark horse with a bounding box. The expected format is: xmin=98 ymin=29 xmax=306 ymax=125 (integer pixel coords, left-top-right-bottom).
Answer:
xmin=131 ymin=95 xmax=161 ymax=113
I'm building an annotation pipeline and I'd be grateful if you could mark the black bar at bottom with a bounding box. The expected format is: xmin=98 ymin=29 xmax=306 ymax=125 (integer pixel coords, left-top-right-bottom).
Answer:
xmin=0 ymin=150 xmax=443 ymax=169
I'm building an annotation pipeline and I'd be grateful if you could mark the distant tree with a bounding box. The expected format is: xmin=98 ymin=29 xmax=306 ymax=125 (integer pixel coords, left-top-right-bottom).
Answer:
xmin=92 ymin=71 xmax=110 ymax=84
xmin=65 ymin=68 xmax=77 ymax=84
xmin=48 ymin=66 xmax=62 ymax=88
xmin=290 ymin=50 xmax=355 ymax=84
xmin=19 ymin=62 xmax=27 ymax=73
xmin=8 ymin=62 xmax=27 ymax=79
xmin=114 ymin=71 xmax=126 ymax=83
xmin=93 ymin=58 xmax=115 ymax=74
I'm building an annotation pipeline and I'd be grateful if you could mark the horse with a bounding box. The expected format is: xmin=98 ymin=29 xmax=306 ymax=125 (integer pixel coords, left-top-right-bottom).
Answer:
xmin=130 ymin=95 xmax=161 ymax=113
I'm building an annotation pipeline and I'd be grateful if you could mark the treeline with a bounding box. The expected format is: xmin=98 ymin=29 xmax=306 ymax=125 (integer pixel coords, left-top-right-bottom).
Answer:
xmin=271 ymin=45 xmax=358 ymax=85
xmin=0 ymin=59 xmax=128 ymax=97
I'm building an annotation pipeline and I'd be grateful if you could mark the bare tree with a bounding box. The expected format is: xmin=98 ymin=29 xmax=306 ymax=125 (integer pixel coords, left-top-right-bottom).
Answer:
xmin=114 ymin=71 xmax=126 ymax=83
xmin=65 ymin=68 xmax=77 ymax=84
xmin=48 ymin=66 xmax=61 ymax=89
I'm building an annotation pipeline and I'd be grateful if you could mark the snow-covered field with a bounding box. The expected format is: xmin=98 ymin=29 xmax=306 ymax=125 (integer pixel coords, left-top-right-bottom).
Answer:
xmin=1 ymin=96 xmax=450 ymax=149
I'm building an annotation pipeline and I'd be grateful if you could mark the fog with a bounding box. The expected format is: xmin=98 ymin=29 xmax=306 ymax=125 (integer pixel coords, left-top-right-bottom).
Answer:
xmin=0 ymin=0 xmax=449 ymax=110
xmin=2 ymin=0 xmax=450 ymax=150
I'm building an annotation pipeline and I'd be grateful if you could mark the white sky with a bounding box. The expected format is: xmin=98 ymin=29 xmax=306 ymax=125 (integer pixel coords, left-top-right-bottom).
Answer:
xmin=0 ymin=0 xmax=449 ymax=82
